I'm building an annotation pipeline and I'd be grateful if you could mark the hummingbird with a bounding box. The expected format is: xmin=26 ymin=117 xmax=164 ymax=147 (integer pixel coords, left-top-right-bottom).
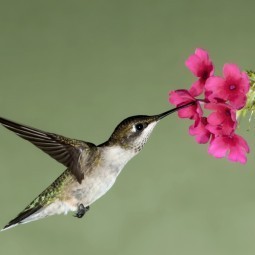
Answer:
xmin=0 ymin=103 xmax=192 ymax=231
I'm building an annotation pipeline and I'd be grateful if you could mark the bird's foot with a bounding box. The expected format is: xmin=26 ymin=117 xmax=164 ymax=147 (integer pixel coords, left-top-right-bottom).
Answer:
xmin=74 ymin=204 xmax=90 ymax=218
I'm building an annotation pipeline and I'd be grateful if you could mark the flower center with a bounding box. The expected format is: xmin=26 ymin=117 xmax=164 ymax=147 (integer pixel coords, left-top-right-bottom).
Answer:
xmin=229 ymin=84 xmax=236 ymax=90
xmin=201 ymin=70 xmax=209 ymax=80
xmin=225 ymin=109 xmax=231 ymax=116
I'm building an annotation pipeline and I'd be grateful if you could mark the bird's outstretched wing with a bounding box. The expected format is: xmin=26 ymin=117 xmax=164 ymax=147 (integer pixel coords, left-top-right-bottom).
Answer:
xmin=0 ymin=117 xmax=96 ymax=183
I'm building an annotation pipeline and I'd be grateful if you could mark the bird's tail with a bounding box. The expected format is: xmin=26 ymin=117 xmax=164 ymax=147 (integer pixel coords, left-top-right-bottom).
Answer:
xmin=1 ymin=203 xmax=44 ymax=231
xmin=1 ymin=171 xmax=73 ymax=232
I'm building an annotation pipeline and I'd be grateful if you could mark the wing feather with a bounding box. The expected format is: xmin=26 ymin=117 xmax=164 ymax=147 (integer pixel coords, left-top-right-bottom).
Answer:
xmin=0 ymin=117 xmax=96 ymax=183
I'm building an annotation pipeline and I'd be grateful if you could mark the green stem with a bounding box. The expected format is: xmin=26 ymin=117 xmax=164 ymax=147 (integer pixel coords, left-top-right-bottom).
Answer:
xmin=237 ymin=70 xmax=255 ymax=120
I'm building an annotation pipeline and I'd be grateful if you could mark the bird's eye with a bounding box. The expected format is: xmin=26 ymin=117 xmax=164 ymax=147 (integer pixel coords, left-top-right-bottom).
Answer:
xmin=135 ymin=123 xmax=144 ymax=131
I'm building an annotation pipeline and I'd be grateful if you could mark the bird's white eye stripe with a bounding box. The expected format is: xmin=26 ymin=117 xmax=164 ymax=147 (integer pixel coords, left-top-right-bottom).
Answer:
xmin=132 ymin=123 xmax=146 ymax=132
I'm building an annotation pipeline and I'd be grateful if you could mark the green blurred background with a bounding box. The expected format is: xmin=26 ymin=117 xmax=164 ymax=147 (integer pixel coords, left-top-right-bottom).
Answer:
xmin=1 ymin=0 xmax=255 ymax=254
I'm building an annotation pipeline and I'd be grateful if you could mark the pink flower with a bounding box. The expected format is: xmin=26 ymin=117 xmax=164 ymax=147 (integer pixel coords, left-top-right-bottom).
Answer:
xmin=168 ymin=48 xmax=250 ymax=164
xmin=186 ymin=48 xmax=214 ymax=79
xmin=169 ymin=89 xmax=202 ymax=119
xmin=185 ymin=48 xmax=214 ymax=96
xmin=205 ymin=64 xmax=250 ymax=109
xmin=205 ymin=103 xmax=237 ymax=136
xmin=189 ymin=117 xmax=211 ymax=144
xmin=208 ymin=134 xmax=250 ymax=164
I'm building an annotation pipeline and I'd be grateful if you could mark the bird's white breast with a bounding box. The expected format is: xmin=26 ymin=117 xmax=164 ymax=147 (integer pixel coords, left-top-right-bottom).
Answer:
xmin=72 ymin=145 xmax=137 ymax=206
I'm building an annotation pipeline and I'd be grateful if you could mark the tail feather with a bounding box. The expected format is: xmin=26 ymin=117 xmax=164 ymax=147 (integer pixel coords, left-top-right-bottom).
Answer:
xmin=1 ymin=171 xmax=74 ymax=232
xmin=1 ymin=205 xmax=43 ymax=231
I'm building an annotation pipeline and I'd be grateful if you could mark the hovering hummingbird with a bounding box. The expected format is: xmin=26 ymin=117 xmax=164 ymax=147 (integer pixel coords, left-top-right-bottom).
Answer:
xmin=0 ymin=103 xmax=192 ymax=231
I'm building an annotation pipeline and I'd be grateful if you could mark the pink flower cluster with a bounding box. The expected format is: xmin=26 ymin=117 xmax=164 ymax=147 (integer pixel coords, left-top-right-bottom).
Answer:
xmin=169 ymin=48 xmax=250 ymax=163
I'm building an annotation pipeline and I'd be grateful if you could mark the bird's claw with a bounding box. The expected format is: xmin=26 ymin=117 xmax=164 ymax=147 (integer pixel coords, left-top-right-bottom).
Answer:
xmin=74 ymin=204 xmax=90 ymax=218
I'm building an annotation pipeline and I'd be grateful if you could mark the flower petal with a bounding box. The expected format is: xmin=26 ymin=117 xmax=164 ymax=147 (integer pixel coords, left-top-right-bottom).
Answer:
xmin=185 ymin=48 xmax=214 ymax=78
xmin=189 ymin=117 xmax=211 ymax=144
xmin=205 ymin=77 xmax=227 ymax=102
xmin=205 ymin=103 xmax=237 ymax=136
xmin=178 ymin=103 xmax=202 ymax=119
xmin=207 ymin=112 xmax=222 ymax=126
xmin=185 ymin=55 xmax=202 ymax=77
xmin=228 ymin=93 xmax=247 ymax=110
xmin=227 ymin=134 xmax=249 ymax=164
xmin=240 ymin=72 xmax=250 ymax=94
xmin=228 ymin=146 xmax=247 ymax=164
xmin=234 ymin=134 xmax=250 ymax=153
xmin=189 ymin=79 xmax=205 ymax=97
xmin=223 ymin=63 xmax=246 ymax=82
xmin=208 ymin=136 xmax=228 ymax=158
xmin=195 ymin=48 xmax=209 ymax=60
xmin=169 ymin=89 xmax=195 ymax=105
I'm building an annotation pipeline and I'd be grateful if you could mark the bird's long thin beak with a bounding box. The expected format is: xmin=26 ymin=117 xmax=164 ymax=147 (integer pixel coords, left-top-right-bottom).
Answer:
xmin=156 ymin=101 xmax=196 ymax=120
